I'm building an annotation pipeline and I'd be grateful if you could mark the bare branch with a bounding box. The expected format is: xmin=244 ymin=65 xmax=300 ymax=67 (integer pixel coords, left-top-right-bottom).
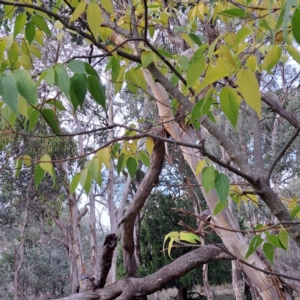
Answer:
xmin=266 ymin=124 xmax=300 ymax=181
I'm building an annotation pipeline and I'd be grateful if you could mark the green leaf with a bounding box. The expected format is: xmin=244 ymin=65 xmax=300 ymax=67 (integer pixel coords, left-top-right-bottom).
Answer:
xmin=220 ymin=86 xmax=241 ymax=129
xmin=268 ymin=234 xmax=285 ymax=249
xmin=291 ymin=205 xmax=300 ymax=220
xmin=87 ymin=2 xmax=102 ymax=38
xmin=41 ymin=109 xmax=60 ymax=134
xmin=0 ymin=39 xmax=6 ymax=57
xmin=39 ymin=154 xmax=54 ymax=177
xmin=178 ymin=55 xmax=190 ymax=71
xmin=114 ymin=65 xmax=125 ymax=93
xmin=14 ymin=69 xmax=38 ymax=105
xmin=186 ymin=48 xmax=206 ymax=88
xmin=236 ymin=69 xmax=261 ymax=117
xmin=88 ymin=76 xmax=106 ymax=108
xmin=70 ymin=73 xmax=88 ymax=108
xmin=219 ymin=8 xmax=245 ymax=18
xmin=70 ymin=172 xmax=81 ymax=194
xmin=85 ymin=63 xmax=99 ymax=78
xmin=263 ymin=243 xmax=274 ymax=263
xmin=87 ymin=158 xmax=100 ymax=181
xmin=141 ymin=51 xmax=157 ymax=68
xmin=179 ymin=232 xmax=200 ymax=244
xmin=54 ymin=63 xmax=70 ymax=98
xmin=215 ymin=173 xmax=229 ymax=204
xmin=261 ymin=45 xmax=282 ymax=73
xmin=278 ymin=230 xmax=289 ymax=250
xmin=213 ymin=201 xmax=226 ymax=215
xmin=191 ymin=98 xmax=205 ymax=122
xmin=126 ymin=157 xmax=137 ymax=179
xmin=34 ymin=164 xmax=45 ymax=188
xmin=138 ymin=151 xmax=150 ymax=167
xmin=0 ymin=74 xmax=19 ymax=113
xmin=28 ymin=109 xmax=40 ymax=132
xmin=45 ymin=68 xmax=55 ymax=86
xmin=157 ymin=48 xmax=174 ymax=59
xmin=116 ymin=154 xmax=126 ymax=175
xmin=80 ymin=168 xmax=92 ymax=194
xmin=8 ymin=42 xmax=19 ymax=64
xmin=284 ymin=0 xmax=296 ymax=42
xmin=202 ymin=166 xmax=216 ymax=192
xmin=14 ymin=12 xmax=27 ymax=38
xmin=245 ymin=235 xmax=263 ymax=259
xmin=46 ymin=99 xmax=66 ymax=110
xmin=32 ymin=15 xmax=51 ymax=35
xmin=67 ymin=60 xmax=87 ymax=74
xmin=70 ymin=85 xmax=79 ymax=112
xmin=189 ymin=33 xmax=202 ymax=46
xmin=14 ymin=158 xmax=22 ymax=177
xmin=25 ymin=21 xmax=36 ymax=44
xmin=292 ymin=8 xmax=300 ymax=45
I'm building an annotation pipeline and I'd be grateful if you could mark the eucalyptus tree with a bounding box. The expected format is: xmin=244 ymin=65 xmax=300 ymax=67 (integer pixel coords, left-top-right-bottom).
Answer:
xmin=1 ymin=0 xmax=300 ymax=299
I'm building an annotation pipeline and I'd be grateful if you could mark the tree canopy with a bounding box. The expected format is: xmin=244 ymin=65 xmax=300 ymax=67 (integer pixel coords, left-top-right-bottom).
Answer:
xmin=1 ymin=0 xmax=300 ymax=299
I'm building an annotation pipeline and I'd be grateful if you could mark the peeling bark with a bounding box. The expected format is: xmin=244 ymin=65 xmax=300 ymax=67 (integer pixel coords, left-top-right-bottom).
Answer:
xmin=143 ymin=70 xmax=284 ymax=299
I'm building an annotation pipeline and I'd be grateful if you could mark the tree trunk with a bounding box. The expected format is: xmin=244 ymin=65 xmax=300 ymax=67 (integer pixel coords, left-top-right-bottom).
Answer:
xmin=143 ymin=70 xmax=285 ymax=299
xmin=89 ymin=190 xmax=99 ymax=282
xmin=14 ymin=178 xmax=33 ymax=300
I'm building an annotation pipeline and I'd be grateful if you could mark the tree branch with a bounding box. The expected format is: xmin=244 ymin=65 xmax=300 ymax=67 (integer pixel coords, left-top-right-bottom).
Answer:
xmin=266 ymin=124 xmax=300 ymax=181
xmin=120 ymin=135 xmax=165 ymax=277
xmin=262 ymin=93 xmax=299 ymax=128
xmin=51 ymin=244 xmax=233 ymax=300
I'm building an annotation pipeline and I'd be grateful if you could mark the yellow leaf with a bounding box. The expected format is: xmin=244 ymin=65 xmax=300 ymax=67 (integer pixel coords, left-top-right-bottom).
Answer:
xmin=246 ymin=55 xmax=257 ymax=73
xmin=286 ymin=45 xmax=300 ymax=64
xmin=18 ymin=96 xmax=28 ymax=118
xmin=100 ymin=27 xmax=112 ymax=44
xmin=224 ymin=32 xmax=236 ymax=47
xmin=69 ymin=1 xmax=87 ymax=24
xmin=97 ymin=147 xmax=111 ymax=169
xmin=87 ymin=2 xmax=102 ymax=39
xmin=146 ymin=138 xmax=154 ymax=156
xmin=54 ymin=20 xmax=64 ymax=29
xmin=56 ymin=31 xmax=64 ymax=42
xmin=39 ymin=154 xmax=54 ymax=177
xmin=197 ymin=58 xmax=231 ymax=92
xmin=236 ymin=69 xmax=261 ymax=117
xmin=101 ymin=0 xmax=114 ymax=14
xmin=195 ymin=160 xmax=206 ymax=175
xmin=247 ymin=194 xmax=258 ymax=207
xmin=35 ymin=29 xmax=44 ymax=46
xmin=261 ymin=45 xmax=282 ymax=73
xmin=220 ymin=45 xmax=239 ymax=70
xmin=180 ymin=33 xmax=194 ymax=49
xmin=106 ymin=44 xmax=117 ymax=58
xmin=22 ymin=155 xmax=31 ymax=166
